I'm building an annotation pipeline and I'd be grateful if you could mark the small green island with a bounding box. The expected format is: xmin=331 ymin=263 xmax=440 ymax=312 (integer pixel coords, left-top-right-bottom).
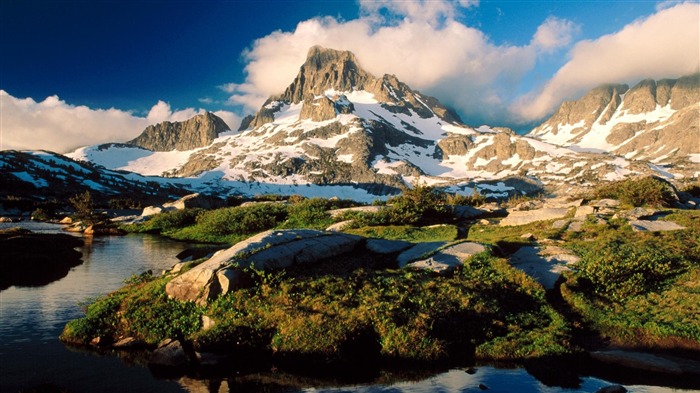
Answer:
xmin=59 ymin=177 xmax=700 ymax=385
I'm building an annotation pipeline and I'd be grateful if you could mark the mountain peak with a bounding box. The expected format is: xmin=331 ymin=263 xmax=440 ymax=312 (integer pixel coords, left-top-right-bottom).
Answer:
xmin=127 ymin=112 xmax=230 ymax=152
xmin=278 ymin=46 xmax=376 ymax=104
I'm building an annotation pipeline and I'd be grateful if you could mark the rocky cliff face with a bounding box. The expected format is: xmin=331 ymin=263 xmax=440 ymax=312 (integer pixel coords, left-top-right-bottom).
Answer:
xmin=128 ymin=112 xmax=230 ymax=151
xmin=529 ymin=74 xmax=699 ymax=166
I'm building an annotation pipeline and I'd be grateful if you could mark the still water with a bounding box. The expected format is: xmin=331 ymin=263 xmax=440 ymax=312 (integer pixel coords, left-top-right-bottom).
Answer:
xmin=0 ymin=222 xmax=696 ymax=392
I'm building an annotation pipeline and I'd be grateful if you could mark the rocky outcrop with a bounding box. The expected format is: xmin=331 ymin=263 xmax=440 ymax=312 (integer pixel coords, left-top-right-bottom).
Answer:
xmin=165 ymin=229 xmax=364 ymax=304
xmin=141 ymin=193 xmax=226 ymax=218
xmin=128 ymin=112 xmax=230 ymax=151
xmin=509 ymin=245 xmax=580 ymax=289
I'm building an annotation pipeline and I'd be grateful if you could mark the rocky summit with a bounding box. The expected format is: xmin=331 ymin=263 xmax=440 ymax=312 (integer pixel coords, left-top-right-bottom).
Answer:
xmin=8 ymin=47 xmax=698 ymax=203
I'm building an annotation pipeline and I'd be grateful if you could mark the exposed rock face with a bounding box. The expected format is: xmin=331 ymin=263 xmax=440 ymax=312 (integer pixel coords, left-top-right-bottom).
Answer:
xmin=499 ymin=208 xmax=571 ymax=226
xmin=128 ymin=112 xmax=230 ymax=151
xmin=405 ymin=241 xmax=486 ymax=273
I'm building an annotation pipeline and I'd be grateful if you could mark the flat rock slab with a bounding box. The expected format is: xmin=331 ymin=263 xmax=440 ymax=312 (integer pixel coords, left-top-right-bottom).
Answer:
xmin=499 ymin=208 xmax=570 ymax=226
xmin=448 ymin=205 xmax=487 ymax=219
xmin=397 ymin=242 xmax=449 ymax=267
xmin=590 ymin=350 xmax=700 ymax=376
xmin=406 ymin=242 xmax=486 ymax=273
xmin=629 ymin=220 xmax=686 ymax=232
xmin=366 ymin=238 xmax=413 ymax=255
xmin=509 ymin=246 xmax=580 ymax=289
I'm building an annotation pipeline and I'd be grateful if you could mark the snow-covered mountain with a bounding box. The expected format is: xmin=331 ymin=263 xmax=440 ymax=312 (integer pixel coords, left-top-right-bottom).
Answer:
xmin=528 ymin=74 xmax=699 ymax=169
xmin=64 ymin=46 xmax=698 ymax=202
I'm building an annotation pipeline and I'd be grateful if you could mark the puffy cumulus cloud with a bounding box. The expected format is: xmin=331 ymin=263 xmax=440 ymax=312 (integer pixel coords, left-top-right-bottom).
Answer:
xmin=513 ymin=2 xmax=700 ymax=122
xmin=0 ymin=91 xmax=240 ymax=153
xmin=227 ymin=1 xmax=575 ymax=126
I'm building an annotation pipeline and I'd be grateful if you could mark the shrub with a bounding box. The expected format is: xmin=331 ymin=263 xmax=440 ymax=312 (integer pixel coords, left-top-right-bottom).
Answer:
xmin=194 ymin=203 xmax=288 ymax=237
xmin=69 ymin=191 xmax=101 ymax=225
xmin=594 ymin=176 xmax=677 ymax=207
xmin=281 ymin=198 xmax=334 ymax=229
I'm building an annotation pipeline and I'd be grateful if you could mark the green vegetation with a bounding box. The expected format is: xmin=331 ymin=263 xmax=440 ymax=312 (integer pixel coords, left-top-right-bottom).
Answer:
xmin=593 ymin=176 xmax=677 ymax=207
xmin=560 ymin=210 xmax=700 ymax=347
xmin=61 ymin=275 xmax=202 ymax=345
xmin=69 ymin=191 xmax=102 ymax=225
xmin=62 ymin=253 xmax=572 ymax=364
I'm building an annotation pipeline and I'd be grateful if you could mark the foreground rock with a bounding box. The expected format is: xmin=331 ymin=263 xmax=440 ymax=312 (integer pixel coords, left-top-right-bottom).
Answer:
xmin=629 ymin=220 xmax=686 ymax=232
xmin=509 ymin=245 xmax=580 ymax=289
xmin=0 ymin=228 xmax=83 ymax=290
xmin=166 ymin=229 xmax=363 ymax=304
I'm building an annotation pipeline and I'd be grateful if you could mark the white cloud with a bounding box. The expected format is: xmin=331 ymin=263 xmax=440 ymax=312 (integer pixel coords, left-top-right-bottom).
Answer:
xmin=227 ymin=1 xmax=575 ymax=127
xmin=531 ymin=16 xmax=580 ymax=53
xmin=512 ymin=2 xmax=700 ymax=121
xmin=0 ymin=91 xmax=240 ymax=153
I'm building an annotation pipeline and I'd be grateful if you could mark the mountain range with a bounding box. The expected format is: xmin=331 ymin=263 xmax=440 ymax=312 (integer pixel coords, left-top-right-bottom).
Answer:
xmin=3 ymin=46 xmax=699 ymax=204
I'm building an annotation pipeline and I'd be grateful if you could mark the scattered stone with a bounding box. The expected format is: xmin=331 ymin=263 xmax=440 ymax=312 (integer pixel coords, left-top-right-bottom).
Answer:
xmin=406 ymin=242 xmax=486 ymax=273
xmin=170 ymin=262 xmax=189 ymax=274
xmin=514 ymin=200 xmax=543 ymax=211
xmin=365 ymin=238 xmax=413 ymax=255
xmin=509 ymin=246 xmax=580 ymax=289
xmin=478 ymin=383 xmax=489 ymax=390
xmin=499 ymin=208 xmax=570 ymax=226
xmin=479 ymin=219 xmax=490 ymax=225
xmin=59 ymin=216 xmax=73 ymax=224
xmin=629 ymin=220 xmax=686 ymax=232
xmin=0 ymin=217 xmax=15 ymax=223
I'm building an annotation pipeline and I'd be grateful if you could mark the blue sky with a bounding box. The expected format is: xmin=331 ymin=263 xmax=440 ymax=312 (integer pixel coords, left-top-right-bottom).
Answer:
xmin=1 ymin=0 xmax=698 ymax=152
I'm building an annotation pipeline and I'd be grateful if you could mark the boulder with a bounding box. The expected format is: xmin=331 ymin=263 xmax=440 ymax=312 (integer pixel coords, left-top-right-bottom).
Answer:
xmin=592 ymin=199 xmax=620 ymax=208
xmin=163 ymin=193 xmax=226 ymax=211
xmin=166 ymin=229 xmax=363 ymax=303
xmin=596 ymin=386 xmax=627 ymax=393
xmin=406 ymin=242 xmax=486 ymax=273
xmin=499 ymin=208 xmax=570 ymax=226
xmin=447 ymin=205 xmax=487 ymax=219
xmin=141 ymin=205 xmax=167 ymax=217
xmin=615 ymin=207 xmax=658 ymax=220
xmin=59 ymin=216 xmax=73 ymax=224
xmin=150 ymin=339 xmax=189 ymax=368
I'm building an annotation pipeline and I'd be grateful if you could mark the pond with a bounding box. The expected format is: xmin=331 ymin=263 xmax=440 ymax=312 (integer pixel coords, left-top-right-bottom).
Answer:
xmin=0 ymin=222 xmax=696 ymax=392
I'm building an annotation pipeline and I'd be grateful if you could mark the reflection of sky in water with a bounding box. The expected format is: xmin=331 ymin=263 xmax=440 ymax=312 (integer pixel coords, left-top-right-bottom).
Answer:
xmin=0 ymin=224 xmax=194 ymax=392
